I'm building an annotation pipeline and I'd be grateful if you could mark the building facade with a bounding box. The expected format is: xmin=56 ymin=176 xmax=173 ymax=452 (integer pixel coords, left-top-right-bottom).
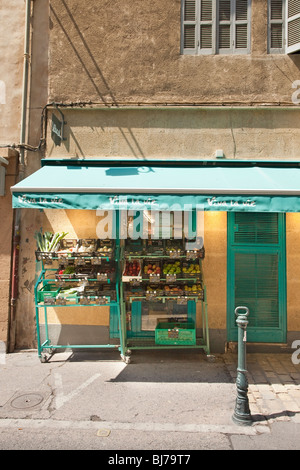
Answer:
xmin=0 ymin=0 xmax=48 ymax=352
xmin=5 ymin=0 xmax=300 ymax=354
xmin=0 ymin=1 xmax=26 ymax=351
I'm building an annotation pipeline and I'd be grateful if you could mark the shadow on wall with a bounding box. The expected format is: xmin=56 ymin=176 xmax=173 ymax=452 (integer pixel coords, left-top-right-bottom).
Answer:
xmin=50 ymin=0 xmax=117 ymax=106
xmin=48 ymin=1 xmax=300 ymax=161
xmin=46 ymin=106 xmax=300 ymax=161
xmin=50 ymin=1 xmax=147 ymax=160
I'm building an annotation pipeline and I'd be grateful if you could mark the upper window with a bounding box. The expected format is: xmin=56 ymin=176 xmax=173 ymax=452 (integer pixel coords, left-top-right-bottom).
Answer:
xmin=268 ymin=0 xmax=300 ymax=53
xmin=181 ymin=0 xmax=251 ymax=55
xmin=268 ymin=0 xmax=285 ymax=53
xmin=286 ymin=0 xmax=300 ymax=53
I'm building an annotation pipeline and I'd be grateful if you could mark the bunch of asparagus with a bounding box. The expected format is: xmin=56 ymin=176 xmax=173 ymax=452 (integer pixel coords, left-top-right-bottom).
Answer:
xmin=34 ymin=230 xmax=68 ymax=252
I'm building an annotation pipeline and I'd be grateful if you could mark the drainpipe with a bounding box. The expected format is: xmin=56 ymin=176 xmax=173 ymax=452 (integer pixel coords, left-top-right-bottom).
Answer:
xmin=8 ymin=0 xmax=32 ymax=352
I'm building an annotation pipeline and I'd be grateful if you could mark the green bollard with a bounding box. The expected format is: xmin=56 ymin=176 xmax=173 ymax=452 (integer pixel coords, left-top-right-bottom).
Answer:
xmin=232 ymin=306 xmax=253 ymax=426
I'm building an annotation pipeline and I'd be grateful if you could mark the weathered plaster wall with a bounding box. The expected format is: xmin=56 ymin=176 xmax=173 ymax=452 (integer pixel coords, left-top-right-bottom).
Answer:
xmin=0 ymin=155 xmax=17 ymax=344
xmin=13 ymin=0 xmax=49 ymax=349
xmin=49 ymin=0 xmax=300 ymax=106
xmin=46 ymin=0 xmax=300 ymax=161
xmin=286 ymin=214 xmax=300 ymax=332
xmin=0 ymin=1 xmax=25 ymax=145
xmin=0 ymin=1 xmax=25 ymax=349
xmin=46 ymin=107 xmax=300 ymax=160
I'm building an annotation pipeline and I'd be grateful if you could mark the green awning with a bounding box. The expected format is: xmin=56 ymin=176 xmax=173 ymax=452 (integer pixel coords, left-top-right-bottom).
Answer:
xmin=10 ymin=161 xmax=300 ymax=212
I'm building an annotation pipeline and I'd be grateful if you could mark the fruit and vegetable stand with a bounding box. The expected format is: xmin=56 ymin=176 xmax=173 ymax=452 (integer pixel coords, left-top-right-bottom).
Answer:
xmin=34 ymin=232 xmax=125 ymax=362
xmin=34 ymin=229 xmax=210 ymax=363
xmin=119 ymin=239 xmax=209 ymax=362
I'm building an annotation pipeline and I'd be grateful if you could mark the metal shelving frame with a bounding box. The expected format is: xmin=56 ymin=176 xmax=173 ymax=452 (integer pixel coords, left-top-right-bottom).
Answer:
xmin=119 ymin=247 xmax=210 ymax=362
xmin=34 ymin=247 xmax=125 ymax=363
xmin=33 ymin=212 xmax=210 ymax=363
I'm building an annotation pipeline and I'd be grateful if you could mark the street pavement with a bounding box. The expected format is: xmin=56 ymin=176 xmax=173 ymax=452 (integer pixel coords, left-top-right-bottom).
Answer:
xmin=0 ymin=348 xmax=299 ymax=452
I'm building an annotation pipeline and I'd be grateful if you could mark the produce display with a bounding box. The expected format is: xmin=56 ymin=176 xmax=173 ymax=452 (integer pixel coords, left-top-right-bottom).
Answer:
xmin=146 ymin=285 xmax=183 ymax=296
xmin=143 ymin=261 xmax=161 ymax=276
xmin=97 ymin=265 xmax=116 ymax=282
xmin=35 ymin=232 xmax=205 ymax=343
xmin=123 ymin=238 xmax=204 ymax=306
xmin=144 ymin=283 xmax=203 ymax=297
xmin=36 ymin=235 xmax=117 ymax=305
xmin=163 ymin=261 xmax=181 ymax=276
xmin=122 ymin=260 xmax=141 ymax=281
xmin=122 ymin=239 xmax=204 ymax=257
xmin=97 ymin=245 xmax=113 ymax=254
xmin=166 ymin=240 xmax=184 ymax=255
xmin=182 ymin=262 xmax=201 ymax=276
xmin=57 ymin=286 xmax=82 ymax=301
xmin=78 ymin=240 xmax=96 ymax=253
xmin=125 ymin=286 xmax=144 ymax=301
xmin=35 ymin=235 xmax=115 ymax=261
xmin=35 ymin=230 xmax=68 ymax=253
xmin=146 ymin=239 xmax=164 ymax=255
xmin=97 ymin=239 xmax=114 ymax=257
xmin=56 ymin=266 xmax=76 ymax=279
xmin=125 ymin=240 xmax=144 ymax=255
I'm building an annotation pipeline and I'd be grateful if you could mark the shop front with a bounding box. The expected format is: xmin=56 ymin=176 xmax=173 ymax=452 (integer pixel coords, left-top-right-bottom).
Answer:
xmin=10 ymin=159 xmax=300 ymax=361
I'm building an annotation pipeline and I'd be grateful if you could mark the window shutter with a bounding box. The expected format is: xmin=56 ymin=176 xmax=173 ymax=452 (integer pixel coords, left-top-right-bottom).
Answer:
xmin=235 ymin=253 xmax=280 ymax=329
xmin=218 ymin=0 xmax=250 ymax=53
xmin=218 ymin=0 xmax=231 ymax=49
xmin=233 ymin=212 xmax=281 ymax=331
xmin=236 ymin=0 xmax=248 ymax=19
xmin=271 ymin=0 xmax=284 ymax=19
xmin=234 ymin=0 xmax=249 ymax=51
xmin=287 ymin=0 xmax=300 ymax=53
xmin=183 ymin=0 xmax=197 ymax=52
xmin=181 ymin=0 xmax=251 ymax=55
xmin=200 ymin=0 xmax=213 ymax=50
xmin=268 ymin=0 xmax=284 ymax=52
xmin=233 ymin=213 xmax=279 ymax=245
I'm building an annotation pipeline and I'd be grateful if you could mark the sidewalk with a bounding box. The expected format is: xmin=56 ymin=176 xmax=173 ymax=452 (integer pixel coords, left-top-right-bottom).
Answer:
xmin=223 ymin=353 xmax=300 ymax=426
xmin=0 ymin=349 xmax=299 ymax=450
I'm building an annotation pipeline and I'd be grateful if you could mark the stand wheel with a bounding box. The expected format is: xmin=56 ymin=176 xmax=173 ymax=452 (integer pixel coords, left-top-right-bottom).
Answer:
xmin=206 ymin=354 xmax=216 ymax=363
xmin=121 ymin=354 xmax=131 ymax=364
xmin=40 ymin=353 xmax=48 ymax=363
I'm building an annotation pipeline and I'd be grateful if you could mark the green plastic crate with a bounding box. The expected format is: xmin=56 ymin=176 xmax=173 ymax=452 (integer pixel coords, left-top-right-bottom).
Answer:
xmin=37 ymin=284 xmax=60 ymax=302
xmin=155 ymin=322 xmax=196 ymax=345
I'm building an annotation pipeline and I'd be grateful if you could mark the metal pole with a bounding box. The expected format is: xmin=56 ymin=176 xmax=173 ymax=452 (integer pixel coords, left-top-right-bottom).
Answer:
xmin=20 ymin=0 xmax=32 ymax=173
xmin=232 ymin=306 xmax=253 ymax=426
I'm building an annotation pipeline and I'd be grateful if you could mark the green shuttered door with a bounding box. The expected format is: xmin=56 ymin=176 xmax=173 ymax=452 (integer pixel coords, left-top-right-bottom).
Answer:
xmin=235 ymin=253 xmax=279 ymax=329
xmin=227 ymin=213 xmax=286 ymax=343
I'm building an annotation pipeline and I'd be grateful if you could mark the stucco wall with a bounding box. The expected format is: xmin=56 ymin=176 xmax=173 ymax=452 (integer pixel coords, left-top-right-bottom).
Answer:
xmin=46 ymin=0 xmax=300 ymax=161
xmin=0 ymin=1 xmax=25 ymax=145
xmin=46 ymin=107 xmax=300 ymax=160
xmin=0 ymin=1 xmax=26 ymax=350
xmin=286 ymin=213 xmax=300 ymax=332
xmin=0 ymin=155 xmax=17 ymax=344
xmin=49 ymin=0 xmax=300 ymax=106
xmin=12 ymin=0 xmax=49 ymax=349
